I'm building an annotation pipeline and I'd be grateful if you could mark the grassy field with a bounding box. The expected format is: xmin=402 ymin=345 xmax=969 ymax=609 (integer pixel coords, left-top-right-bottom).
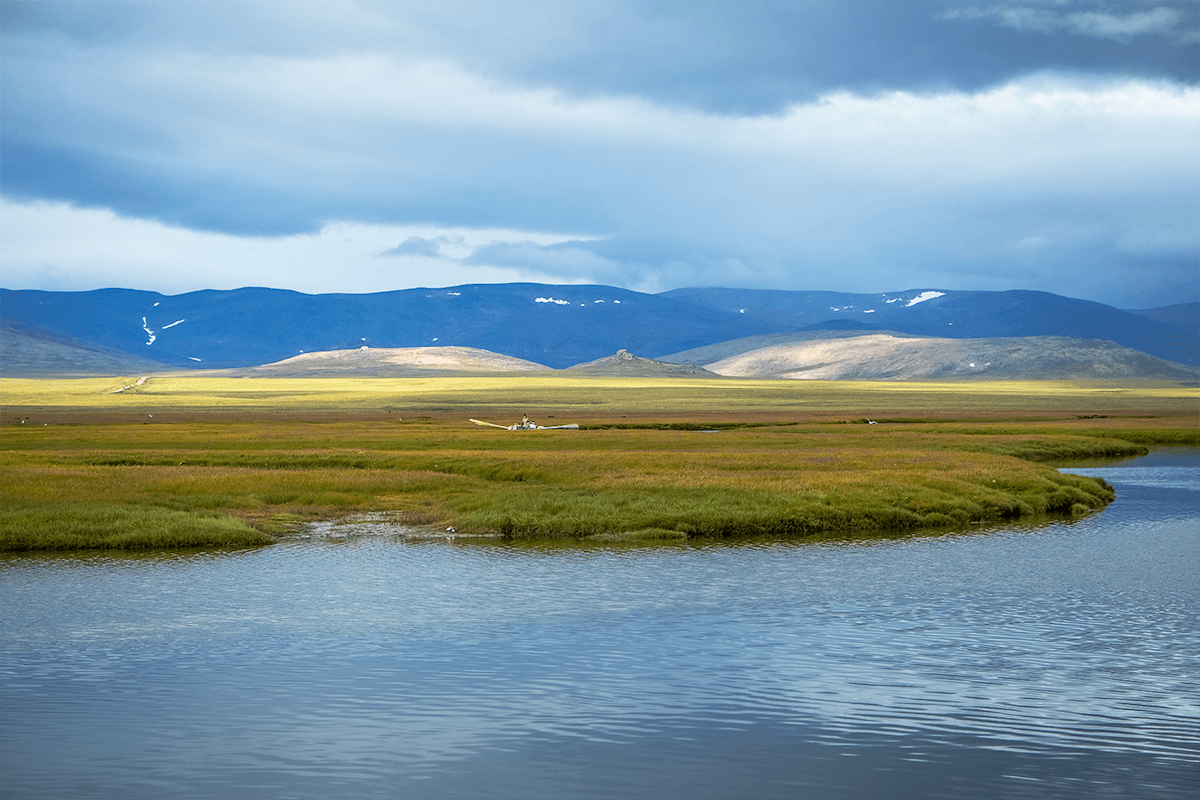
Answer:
xmin=4 ymin=373 xmax=1197 ymax=415
xmin=2 ymin=375 xmax=1196 ymax=550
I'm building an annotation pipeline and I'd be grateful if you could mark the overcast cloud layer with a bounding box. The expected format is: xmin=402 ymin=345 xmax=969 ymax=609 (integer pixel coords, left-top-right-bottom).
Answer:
xmin=2 ymin=0 xmax=1197 ymax=307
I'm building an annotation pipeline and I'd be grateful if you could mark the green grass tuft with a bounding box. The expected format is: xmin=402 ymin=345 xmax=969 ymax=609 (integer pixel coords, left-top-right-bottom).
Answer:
xmin=0 ymin=503 xmax=272 ymax=552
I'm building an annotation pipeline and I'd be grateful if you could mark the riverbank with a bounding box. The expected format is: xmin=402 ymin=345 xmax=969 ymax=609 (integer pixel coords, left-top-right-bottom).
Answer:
xmin=5 ymin=414 xmax=1194 ymax=552
xmin=4 ymin=376 xmax=1195 ymax=551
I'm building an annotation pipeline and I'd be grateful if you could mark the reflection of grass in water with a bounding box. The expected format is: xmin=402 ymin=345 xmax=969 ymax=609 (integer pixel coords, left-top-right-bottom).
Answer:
xmin=2 ymin=376 xmax=1195 ymax=550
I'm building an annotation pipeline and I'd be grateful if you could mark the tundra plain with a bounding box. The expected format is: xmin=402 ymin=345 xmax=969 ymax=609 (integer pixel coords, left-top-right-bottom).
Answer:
xmin=2 ymin=374 xmax=1196 ymax=551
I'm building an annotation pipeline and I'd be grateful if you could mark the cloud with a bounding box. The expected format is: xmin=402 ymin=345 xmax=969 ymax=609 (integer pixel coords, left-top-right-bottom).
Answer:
xmin=3 ymin=71 xmax=1196 ymax=303
xmin=0 ymin=199 xmax=587 ymax=294
xmin=5 ymin=2 xmax=1196 ymax=116
xmin=466 ymin=242 xmax=617 ymax=277
xmin=1 ymin=1 xmax=1197 ymax=307
xmin=943 ymin=2 xmax=1200 ymax=43
xmin=382 ymin=236 xmax=451 ymax=258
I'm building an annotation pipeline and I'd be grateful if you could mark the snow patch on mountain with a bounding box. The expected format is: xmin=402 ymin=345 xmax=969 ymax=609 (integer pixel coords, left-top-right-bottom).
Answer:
xmin=906 ymin=291 xmax=945 ymax=307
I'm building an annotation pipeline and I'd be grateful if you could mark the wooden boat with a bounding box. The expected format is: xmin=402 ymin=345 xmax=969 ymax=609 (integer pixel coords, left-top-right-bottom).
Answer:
xmin=469 ymin=417 xmax=579 ymax=431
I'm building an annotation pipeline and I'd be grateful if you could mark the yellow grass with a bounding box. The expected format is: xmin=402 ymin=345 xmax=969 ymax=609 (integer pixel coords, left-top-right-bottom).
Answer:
xmin=2 ymin=374 xmax=1195 ymax=550
xmin=2 ymin=374 xmax=1196 ymax=415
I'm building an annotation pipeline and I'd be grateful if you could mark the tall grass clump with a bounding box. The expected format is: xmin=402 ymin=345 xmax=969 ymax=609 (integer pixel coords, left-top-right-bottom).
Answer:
xmin=449 ymin=470 xmax=1116 ymax=540
xmin=964 ymin=437 xmax=1147 ymax=462
xmin=0 ymin=503 xmax=272 ymax=552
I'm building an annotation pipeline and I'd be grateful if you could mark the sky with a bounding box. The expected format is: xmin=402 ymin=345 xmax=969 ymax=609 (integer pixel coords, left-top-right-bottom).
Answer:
xmin=1 ymin=0 xmax=1197 ymax=308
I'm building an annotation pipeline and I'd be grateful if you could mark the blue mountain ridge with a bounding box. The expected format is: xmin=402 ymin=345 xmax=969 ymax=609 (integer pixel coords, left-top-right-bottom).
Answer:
xmin=660 ymin=288 xmax=1197 ymax=368
xmin=1 ymin=284 xmax=1194 ymax=370
xmin=0 ymin=284 xmax=781 ymax=369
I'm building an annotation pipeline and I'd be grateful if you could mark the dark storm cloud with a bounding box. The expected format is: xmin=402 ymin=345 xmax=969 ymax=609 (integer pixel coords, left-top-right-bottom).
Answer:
xmin=480 ymin=0 xmax=1198 ymax=111
xmin=5 ymin=1 xmax=1195 ymax=111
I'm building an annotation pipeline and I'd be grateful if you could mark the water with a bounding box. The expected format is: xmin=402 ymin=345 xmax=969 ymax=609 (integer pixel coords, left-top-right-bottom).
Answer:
xmin=2 ymin=450 xmax=1197 ymax=799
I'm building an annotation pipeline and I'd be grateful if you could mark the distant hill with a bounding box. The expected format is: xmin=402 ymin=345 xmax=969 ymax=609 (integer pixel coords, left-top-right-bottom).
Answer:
xmin=660 ymin=287 xmax=1197 ymax=367
xmin=2 ymin=283 xmax=1195 ymax=377
xmin=662 ymin=330 xmax=901 ymax=365
xmin=211 ymin=346 xmax=551 ymax=378
xmin=662 ymin=332 xmax=1199 ymax=381
xmin=0 ymin=320 xmax=173 ymax=377
xmin=1127 ymin=301 xmax=1198 ymax=334
xmin=565 ymin=349 xmax=716 ymax=377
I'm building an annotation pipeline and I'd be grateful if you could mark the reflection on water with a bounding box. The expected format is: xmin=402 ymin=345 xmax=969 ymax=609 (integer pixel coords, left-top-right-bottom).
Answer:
xmin=2 ymin=452 xmax=1198 ymax=799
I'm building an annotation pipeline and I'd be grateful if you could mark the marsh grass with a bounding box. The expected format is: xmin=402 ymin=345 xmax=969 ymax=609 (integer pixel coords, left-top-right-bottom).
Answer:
xmin=0 ymin=417 xmax=1144 ymax=550
xmin=2 ymin=375 xmax=1194 ymax=550
xmin=0 ymin=503 xmax=271 ymax=551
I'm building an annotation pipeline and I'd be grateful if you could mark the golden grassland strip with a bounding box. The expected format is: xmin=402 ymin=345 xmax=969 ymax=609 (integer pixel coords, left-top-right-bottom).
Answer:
xmin=2 ymin=406 xmax=1194 ymax=551
xmin=3 ymin=374 xmax=1197 ymax=415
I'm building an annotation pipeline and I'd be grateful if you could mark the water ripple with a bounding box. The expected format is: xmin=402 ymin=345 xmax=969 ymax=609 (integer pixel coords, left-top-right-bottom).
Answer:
xmin=2 ymin=453 xmax=1198 ymax=799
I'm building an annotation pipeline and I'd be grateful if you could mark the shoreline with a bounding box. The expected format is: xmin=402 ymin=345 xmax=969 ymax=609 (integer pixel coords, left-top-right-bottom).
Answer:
xmin=3 ymin=377 xmax=1194 ymax=553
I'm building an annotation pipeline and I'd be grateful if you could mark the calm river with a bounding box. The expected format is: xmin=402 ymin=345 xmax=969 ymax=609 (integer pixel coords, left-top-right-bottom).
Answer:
xmin=2 ymin=451 xmax=1197 ymax=799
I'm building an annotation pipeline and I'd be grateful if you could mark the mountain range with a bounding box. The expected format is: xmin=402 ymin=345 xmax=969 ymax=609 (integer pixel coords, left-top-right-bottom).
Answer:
xmin=662 ymin=332 xmax=1198 ymax=381
xmin=1 ymin=284 xmax=1195 ymax=379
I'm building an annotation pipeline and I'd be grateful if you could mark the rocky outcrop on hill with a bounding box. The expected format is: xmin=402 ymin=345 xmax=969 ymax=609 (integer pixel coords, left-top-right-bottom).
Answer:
xmin=566 ymin=349 xmax=716 ymax=377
